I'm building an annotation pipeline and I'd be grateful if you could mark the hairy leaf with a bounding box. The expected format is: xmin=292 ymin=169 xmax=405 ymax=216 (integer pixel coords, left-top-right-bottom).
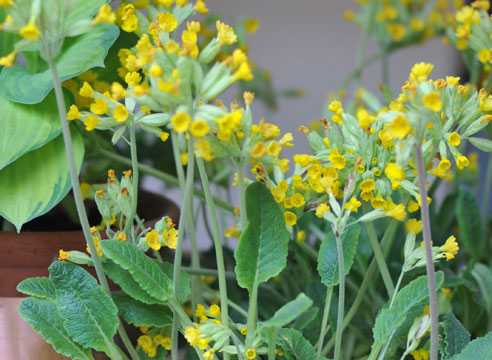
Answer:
xmin=112 ymin=292 xmax=173 ymax=327
xmin=456 ymin=186 xmax=483 ymax=259
xmin=156 ymin=261 xmax=191 ymax=303
xmin=471 ymin=263 xmax=492 ymax=315
xmin=234 ymin=182 xmax=289 ymax=293
xmin=451 ymin=332 xmax=492 ymax=360
xmin=278 ymin=328 xmax=317 ymax=360
xmin=440 ymin=312 xmax=470 ymax=359
xmin=261 ymin=293 xmax=313 ymax=330
xmin=17 ymin=277 xmax=56 ymax=300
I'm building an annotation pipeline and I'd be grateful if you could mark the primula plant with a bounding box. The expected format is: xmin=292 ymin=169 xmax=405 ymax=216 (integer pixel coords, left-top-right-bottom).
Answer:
xmin=2 ymin=0 xmax=492 ymax=360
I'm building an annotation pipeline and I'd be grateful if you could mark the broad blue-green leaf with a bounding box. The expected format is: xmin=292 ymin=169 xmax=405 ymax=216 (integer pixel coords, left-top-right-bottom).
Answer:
xmin=292 ymin=307 xmax=319 ymax=332
xmin=112 ymin=292 xmax=173 ymax=327
xmin=317 ymin=222 xmax=361 ymax=287
xmin=0 ymin=24 xmax=119 ymax=104
xmin=372 ymin=272 xmax=444 ymax=348
xmin=103 ymin=259 xmax=162 ymax=305
xmin=17 ymin=277 xmax=56 ymax=300
xmin=451 ymin=332 xmax=492 ymax=360
xmin=49 ymin=261 xmax=119 ymax=356
xmin=19 ymin=297 xmax=94 ymax=360
xmin=471 ymin=263 xmax=492 ymax=315
xmin=156 ymin=261 xmax=191 ymax=303
xmin=65 ymin=0 xmax=108 ymax=29
xmin=456 ymin=186 xmax=483 ymax=259
xmin=468 ymin=137 xmax=492 ymax=153
xmin=0 ymin=93 xmax=61 ymax=170
xmin=440 ymin=312 xmax=470 ymax=360
xmin=261 ymin=293 xmax=313 ymax=330
xmin=0 ymin=128 xmax=84 ymax=232
xmin=99 ymin=240 xmax=173 ymax=302
xmin=234 ymin=182 xmax=289 ymax=293
xmin=278 ymin=328 xmax=317 ymax=360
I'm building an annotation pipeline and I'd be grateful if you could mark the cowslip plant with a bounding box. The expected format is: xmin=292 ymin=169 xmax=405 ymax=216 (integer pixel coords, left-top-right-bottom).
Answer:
xmin=2 ymin=1 xmax=492 ymax=360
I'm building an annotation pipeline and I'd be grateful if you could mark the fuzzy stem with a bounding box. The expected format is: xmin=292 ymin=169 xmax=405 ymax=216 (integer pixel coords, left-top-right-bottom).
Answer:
xmin=124 ymin=126 xmax=139 ymax=241
xmin=415 ymin=144 xmax=439 ymax=360
xmin=236 ymin=161 xmax=248 ymax=230
xmin=333 ymin=227 xmax=345 ymax=360
xmin=268 ymin=329 xmax=279 ymax=360
xmin=317 ymin=286 xmax=333 ymax=359
xmin=244 ymin=283 xmax=259 ymax=351
xmin=390 ymin=272 xmax=404 ymax=308
xmin=196 ymin=157 xmax=230 ymax=360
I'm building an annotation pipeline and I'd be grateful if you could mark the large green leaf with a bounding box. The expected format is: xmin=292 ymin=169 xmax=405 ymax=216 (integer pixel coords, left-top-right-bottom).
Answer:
xmin=440 ymin=312 xmax=470 ymax=360
xmin=234 ymin=182 xmax=290 ymax=293
xmin=471 ymin=263 xmax=492 ymax=315
xmin=49 ymin=261 xmax=119 ymax=356
xmin=261 ymin=293 xmax=313 ymax=330
xmin=99 ymin=240 xmax=174 ymax=302
xmin=65 ymin=0 xmax=108 ymax=29
xmin=451 ymin=332 xmax=492 ymax=360
xmin=456 ymin=186 xmax=483 ymax=259
xmin=112 ymin=292 xmax=173 ymax=327
xmin=278 ymin=328 xmax=317 ymax=360
xmin=0 ymin=127 xmax=84 ymax=232
xmin=317 ymin=222 xmax=361 ymax=287
xmin=156 ymin=261 xmax=191 ymax=303
xmin=0 ymin=93 xmax=61 ymax=170
xmin=17 ymin=277 xmax=56 ymax=300
xmin=0 ymin=24 xmax=119 ymax=104
xmin=372 ymin=272 xmax=444 ymax=348
xmin=19 ymin=297 xmax=94 ymax=360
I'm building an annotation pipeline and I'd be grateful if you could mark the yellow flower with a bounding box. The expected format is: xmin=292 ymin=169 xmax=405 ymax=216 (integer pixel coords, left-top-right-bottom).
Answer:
xmin=216 ymin=20 xmax=237 ymax=45
xmin=209 ymin=304 xmax=221 ymax=317
xmin=387 ymin=204 xmax=406 ymax=221
xmin=423 ymin=92 xmax=442 ymax=112
xmin=150 ymin=64 xmax=163 ymax=78
xmin=146 ymin=229 xmax=161 ymax=250
xmin=90 ymin=98 xmax=109 ymax=115
xmin=406 ymin=218 xmax=423 ymax=235
xmin=297 ymin=230 xmax=306 ymax=243
xmin=386 ymin=23 xmax=406 ymax=41
xmin=111 ymin=82 xmax=128 ymax=100
xmin=410 ymin=349 xmax=430 ymax=360
xmin=190 ymin=119 xmax=210 ymax=138
xmin=0 ymin=0 xmax=13 ymax=7
xmin=233 ymin=62 xmax=253 ymax=81
xmin=20 ymin=21 xmax=40 ymax=41
xmin=153 ymin=334 xmax=172 ymax=350
xmin=385 ymin=162 xmax=405 ymax=181
xmin=58 ymin=250 xmax=70 ymax=261
xmin=456 ymin=155 xmax=469 ymax=170
xmin=67 ymin=105 xmax=82 ymax=120
xmin=331 ymin=154 xmax=346 ymax=170
xmin=251 ymin=142 xmax=267 ymax=158
xmin=94 ymin=4 xmax=116 ymax=24
xmin=390 ymin=114 xmax=411 ymax=139
xmin=409 ymin=62 xmax=434 ymax=83
xmin=163 ymin=228 xmax=178 ymax=249
xmin=0 ymin=50 xmax=17 ymax=67
xmin=122 ymin=14 xmax=138 ymax=32
xmin=478 ymin=48 xmax=491 ymax=63
xmin=184 ymin=326 xmax=201 ymax=347
xmin=440 ymin=235 xmax=459 ymax=261
xmin=158 ymin=13 xmax=178 ymax=32
xmin=284 ymin=211 xmax=297 ymax=226
xmin=359 ymin=179 xmax=375 ymax=192
xmin=195 ymin=0 xmax=209 ymax=14
xmin=448 ymin=132 xmax=461 ymax=146
xmin=194 ymin=139 xmax=214 ymax=161
xmin=244 ymin=18 xmax=260 ymax=33
xmin=245 ymin=349 xmax=256 ymax=359
xmin=203 ymin=349 xmax=215 ymax=360
xmin=344 ymin=197 xmax=362 ymax=213
xmin=113 ymin=104 xmax=129 ymax=122
xmin=446 ymin=76 xmax=460 ymax=86
xmin=125 ymin=71 xmax=142 ymax=87
xmin=84 ymin=115 xmax=100 ymax=131
xmin=171 ymin=111 xmax=191 ymax=133
xmin=79 ymin=82 xmax=94 ymax=97
xmin=267 ymin=141 xmax=282 ymax=157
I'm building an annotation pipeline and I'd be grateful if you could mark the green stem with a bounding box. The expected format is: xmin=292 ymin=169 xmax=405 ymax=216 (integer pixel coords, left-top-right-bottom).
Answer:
xmin=268 ymin=329 xmax=279 ymax=360
xmin=46 ymin=54 xmax=138 ymax=360
xmin=317 ymin=286 xmax=333 ymax=360
xmin=415 ymin=144 xmax=439 ymax=360
xmin=390 ymin=272 xmax=404 ymax=308
xmin=297 ymin=240 xmax=318 ymax=261
xmin=485 ymin=69 xmax=492 ymax=91
xmin=98 ymin=148 xmax=235 ymax=214
xmin=171 ymin=133 xmax=202 ymax=315
xmin=482 ymin=154 xmax=492 ymax=217
xmin=333 ymin=227 xmax=345 ymax=360
xmin=171 ymin=137 xmax=195 ymax=360
xmin=245 ymin=283 xmax=259 ymax=351
xmin=196 ymin=157 xmax=230 ymax=360
xmin=363 ymin=204 xmax=394 ymax=298
xmin=124 ymin=126 xmax=139 ymax=241
xmin=236 ymin=161 xmax=247 ymax=230
xmin=321 ymin=220 xmax=398 ymax=357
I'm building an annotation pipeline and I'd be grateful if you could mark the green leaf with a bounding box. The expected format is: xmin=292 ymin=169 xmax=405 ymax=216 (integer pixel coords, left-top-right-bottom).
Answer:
xmin=372 ymin=272 xmax=444 ymax=348
xmin=0 ymin=24 xmax=119 ymax=104
xmin=278 ymin=328 xmax=317 ymax=360
xmin=292 ymin=307 xmax=319 ymax=332
xmin=471 ymin=263 xmax=492 ymax=315
xmin=456 ymin=186 xmax=483 ymax=259
xmin=156 ymin=261 xmax=190 ymax=303
xmin=103 ymin=259 xmax=162 ymax=305
xmin=440 ymin=312 xmax=470 ymax=360
xmin=0 ymin=93 xmax=61 ymax=170
xmin=451 ymin=332 xmax=492 ymax=360
xmin=65 ymin=0 xmax=108 ymax=29
xmin=17 ymin=277 xmax=56 ymax=300
xmin=19 ymin=297 xmax=94 ymax=360
xmin=317 ymin=222 xmax=361 ymax=287
xmin=261 ymin=293 xmax=313 ymax=330
xmin=112 ymin=292 xmax=173 ymax=327
xmin=468 ymin=137 xmax=492 ymax=153
xmin=0 ymin=128 xmax=84 ymax=232
xmin=49 ymin=261 xmax=119 ymax=355
xmin=99 ymin=240 xmax=173 ymax=302
xmin=234 ymin=182 xmax=290 ymax=293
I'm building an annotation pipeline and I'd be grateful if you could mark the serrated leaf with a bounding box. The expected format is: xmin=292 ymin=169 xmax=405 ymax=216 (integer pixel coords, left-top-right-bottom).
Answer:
xmin=156 ymin=261 xmax=190 ymax=303
xmin=471 ymin=263 xmax=492 ymax=315
xmin=278 ymin=328 xmax=317 ymax=360
xmin=456 ymin=186 xmax=483 ymax=259
xmin=317 ymin=222 xmax=361 ymax=287
xmin=451 ymin=332 xmax=492 ymax=360
xmin=0 ymin=128 xmax=84 ymax=232
xmin=0 ymin=93 xmax=61 ymax=170
xmin=112 ymin=292 xmax=173 ymax=327
xmin=49 ymin=261 xmax=119 ymax=355
xmin=234 ymin=182 xmax=289 ymax=293
xmin=261 ymin=293 xmax=313 ymax=330
xmin=19 ymin=297 xmax=94 ymax=360
xmin=99 ymin=240 xmax=173 ymax=302
xmin=440 ymin=312 xmax=470 ymax=359
xmin=372 ymin=272 xmax=444 ymax=347
xmin=0 ymin=24 xmax=119 ymax=104
xmin=16 ymin=277 xmax=56 ymax=300
xmin=103 ymin=259 xmax=162 ymax=305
